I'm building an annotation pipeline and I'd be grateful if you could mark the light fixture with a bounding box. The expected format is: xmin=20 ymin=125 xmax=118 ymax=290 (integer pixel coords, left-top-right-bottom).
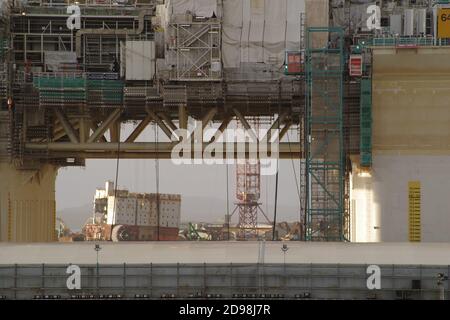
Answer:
xmin=358 ymin=169 xmax=372 ymax=178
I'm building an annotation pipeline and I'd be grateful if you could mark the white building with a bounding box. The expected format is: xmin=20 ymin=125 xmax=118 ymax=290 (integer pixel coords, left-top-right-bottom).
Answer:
xmin=94 ymin=181 xmax=181 ymax=228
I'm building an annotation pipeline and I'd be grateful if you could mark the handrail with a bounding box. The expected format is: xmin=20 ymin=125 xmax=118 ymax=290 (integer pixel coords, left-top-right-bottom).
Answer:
xmin=358 ymin=36 xmax=450 ymax=48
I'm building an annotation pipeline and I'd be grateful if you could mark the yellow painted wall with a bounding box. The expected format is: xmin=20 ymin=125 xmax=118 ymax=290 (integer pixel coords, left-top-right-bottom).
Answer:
xmin=0 ymin=163 xmax=58 ymax=242
xmin=306 ymin=0 xmax=329 ymax=48
xmin=372 ymin=47 xmax=450 ymax=154
xmin=350 ymin=47 xmax=450 ymax=242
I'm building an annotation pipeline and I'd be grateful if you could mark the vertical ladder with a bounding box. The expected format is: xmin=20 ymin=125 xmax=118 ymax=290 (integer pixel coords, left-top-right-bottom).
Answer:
xmin=300 ymin=12 xmax=306 ymax=52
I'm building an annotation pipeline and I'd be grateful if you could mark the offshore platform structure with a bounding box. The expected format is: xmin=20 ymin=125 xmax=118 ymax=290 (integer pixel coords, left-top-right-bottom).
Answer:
xmin=0 ymin=0 xmax=372 ymax=242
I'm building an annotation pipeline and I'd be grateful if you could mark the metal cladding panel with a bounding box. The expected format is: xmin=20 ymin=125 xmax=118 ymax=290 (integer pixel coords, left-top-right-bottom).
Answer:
xmin=416 ymin=9 xmax=427 ymax=35
xmin=107 ymin=197 xmax=137 ymax=226
xmin=158 ymin=200 xmax=181 ymax=228
xmin=0 ymin=163 xmax=58 ymax=242
xmin=390 ymin=14 xmax=402 ymax=35
xmin=125 ymin=41 xmax=155 ymax=81
xmin=136 ymin=198 xmax=151 ymax=226
xmin=351 ymin=155 xmax=450 ymax=242
xmin=403 ymin=9 xmax=414 ymax=36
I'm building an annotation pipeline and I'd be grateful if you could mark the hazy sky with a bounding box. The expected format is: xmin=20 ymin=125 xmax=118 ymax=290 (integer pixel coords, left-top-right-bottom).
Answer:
xmin=55 ymin=123 xmax=303 ymax=223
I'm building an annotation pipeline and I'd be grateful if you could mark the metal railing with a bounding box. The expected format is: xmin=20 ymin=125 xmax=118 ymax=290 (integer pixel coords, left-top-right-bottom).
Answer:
xmin=26 ymin=0 xmax=157 ymax=8
xmin=0 ymin=263 xmax=449 ymax=300
xmin=358 ymin=36 xmax=450 ymax=48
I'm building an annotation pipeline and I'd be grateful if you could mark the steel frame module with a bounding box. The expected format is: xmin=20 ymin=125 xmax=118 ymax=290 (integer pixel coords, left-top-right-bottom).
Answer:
xmin=305 ymin=27 xmax=344 ymax=241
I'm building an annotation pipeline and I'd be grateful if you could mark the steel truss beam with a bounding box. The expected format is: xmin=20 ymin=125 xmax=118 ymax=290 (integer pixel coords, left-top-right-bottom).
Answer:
xmin=26 ymin=106 xmax=300 ymax=161
xmin=24 ymin=142 xmax=300 ymax=160
xmin=54 ymin=108 xmax=79 ymax=144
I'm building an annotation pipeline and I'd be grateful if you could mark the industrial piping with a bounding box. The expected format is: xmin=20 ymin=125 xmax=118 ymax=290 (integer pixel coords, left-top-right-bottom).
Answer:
xmin=75 ymin=9 xmax=153 ymax=57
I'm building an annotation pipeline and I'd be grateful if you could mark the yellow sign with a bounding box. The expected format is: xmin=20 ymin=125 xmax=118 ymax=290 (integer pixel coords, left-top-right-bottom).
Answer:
xmin=438 ymin=9 xmax=450 ymax=38
xmin=408 ymin=181 xmax=421 ymax=242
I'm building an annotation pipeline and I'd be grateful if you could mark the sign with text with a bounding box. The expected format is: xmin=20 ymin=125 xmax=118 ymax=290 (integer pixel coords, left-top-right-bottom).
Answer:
xmin=438 ymin=8 xmax=450 ymax=38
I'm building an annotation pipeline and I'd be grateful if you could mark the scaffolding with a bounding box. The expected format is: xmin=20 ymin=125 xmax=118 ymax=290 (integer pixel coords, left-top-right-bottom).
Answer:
xmin=33 ymin=73 xmax=87 ymax=109
xmin=86 ymin=74 xmax=124 ymax=108
xmin=305 ymin=27 xmax=345 ymax=241
xmin=33 ymin=72 xmax=124 ymax=110
xmin=167 ymin=19 xmax=222 ymax=81
xmin=9 ymin=8 xmax=148 ymax=71
xmin=0 ymin=38 xmax=7 ymax=109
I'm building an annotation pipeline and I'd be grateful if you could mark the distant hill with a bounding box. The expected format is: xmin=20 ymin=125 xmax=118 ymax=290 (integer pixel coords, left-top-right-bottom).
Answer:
xmin=57 ymin=203 xmax=93 ymax=232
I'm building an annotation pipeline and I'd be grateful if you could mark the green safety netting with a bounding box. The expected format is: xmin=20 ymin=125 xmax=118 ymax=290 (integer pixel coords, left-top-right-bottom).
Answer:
xmin=360 ymin=79 xmax=372 ymax=167
xmin=32 ymin=76 xmax=124 ymax=104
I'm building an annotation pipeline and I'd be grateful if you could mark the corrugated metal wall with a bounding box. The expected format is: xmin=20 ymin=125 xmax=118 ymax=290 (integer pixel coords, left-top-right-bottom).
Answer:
xmin=0 ymin=163 xmax=57 ymax=242
xmin=372 ymin=47 xmax=450 ymax=154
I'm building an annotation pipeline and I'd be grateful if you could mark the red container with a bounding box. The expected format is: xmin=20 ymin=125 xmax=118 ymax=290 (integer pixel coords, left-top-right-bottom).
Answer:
xmin=286 ymin=51 xmax=302 ymax=74
xmin=349 ymin=54 xmax=363 ymax=77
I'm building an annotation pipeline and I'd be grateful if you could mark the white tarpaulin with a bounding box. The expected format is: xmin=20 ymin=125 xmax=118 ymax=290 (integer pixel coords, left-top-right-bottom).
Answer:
xmin=168 ymin=0 xmax=218 ymax=18
xmin=44 ymin=51 xmax=77 ymax=72
xmin=222 ymin=0 xmax=305 ymax=68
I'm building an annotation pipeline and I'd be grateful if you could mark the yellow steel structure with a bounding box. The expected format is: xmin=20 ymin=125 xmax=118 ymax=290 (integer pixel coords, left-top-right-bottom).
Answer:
xmin=408 ymin=181 xmax=421 ymax=242
xmin=438 ymin=8 xmax=450 ymax=39
xmin=0 ymin=163 xmax=58 ymax=242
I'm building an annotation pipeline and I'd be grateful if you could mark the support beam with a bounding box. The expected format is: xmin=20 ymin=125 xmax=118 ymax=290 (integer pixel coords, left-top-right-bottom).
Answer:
xmin=209 ymin=116 xmax=232 ymax=143
xmin=89 ymin=121 xmax=108 ymax=143
xmin=179 ymin=105 xmax=187 ymax=130
xmin=232 ymin=108 xmax=258 ymax=142
xmin=54 ymin=123 xmax=80 ymax=141
xmin=53 ymin=119 xmax=78 ymax=137
xmin=125 ymin=115 xmax=152 ymax=143
xmin=279 ymin=121 xmax=293 ymax=141
xmin=263 ymin=111 xmax=290 ymax=142
xmin=109 ymin=121 xmax=121 ymax=143
xmin=25 ymin=142 xmax=300 ymax=159
xmin=146 ymin=108 xmax=174 ymax=140
xmin=54 ymin=108 xmax=79 ymax=144
xmin=187 ymin=107 xmax=219 ymax=143
xmin=87 ymin=109 xmax=122 ymax=143
xmin=201 ymin=107 xmax=218 ymax=129
xmin=79 ymin=117 xmax=89 ymax=143
xmin=158 ymin=112 xmax=178 ymax=132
